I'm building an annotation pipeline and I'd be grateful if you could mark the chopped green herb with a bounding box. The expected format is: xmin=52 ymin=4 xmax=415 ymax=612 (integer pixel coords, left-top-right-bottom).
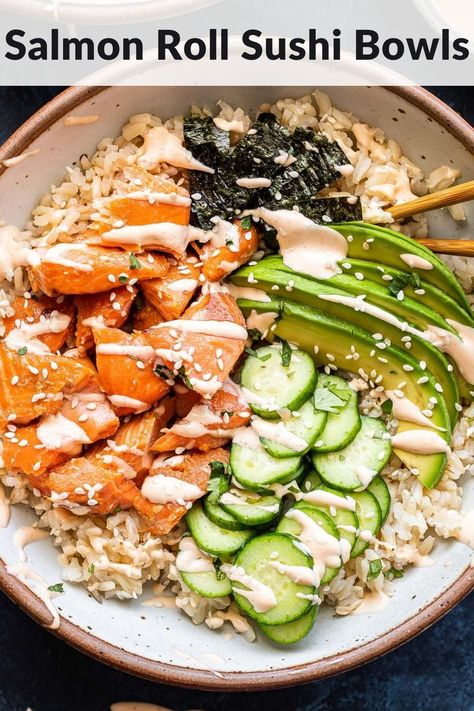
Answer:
xmin=221 ymin=410 xmax=235 ymax=418
xmin=113 ymin=506 xmax=122 ymax=514
xmin=118 ymin=275 xmax=129 ymax=284
xmin=213 ymin=557 xmax=226 ymax=581
xmin=314 ymin=385 xmax=346 ymax=413
xmin=88 ymin=563 xmax=95 ymax=575
xmin=384 ymin=566 xmax=404 ymax=579
xmin=207 ymin=461 xmax=231 ymax=496
xmin=381 ymin=399 xmax=394 ymax=414
xmin=244 ymin=346 xmax=260 ymax=358
xmin=17 ymin=346 xmax=28 ymax=356
xmin=367 ymin=559 xmax=383 ymax=581
xmin=154 ymin=364 xmax=172 ymax=381
xmin=388 ymin=271 xmax=423 ymax=298
xmin=240 ymin=216 xmax=252 ymax=230
xmin=177 ymin=365 xmax=193 ymax=390
xmin=279 ymin=339 xmax=292 ymax=367
xmin=129 ymin=253 xmax=141 ymax=270
xmin=47 ymin=583 xmax=64 ymax=593
xmin=259 ymin=353 xmax=272 ymax=362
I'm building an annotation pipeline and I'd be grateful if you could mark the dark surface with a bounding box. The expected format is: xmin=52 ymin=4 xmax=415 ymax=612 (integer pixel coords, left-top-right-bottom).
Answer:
xmin=0 ymin=86 xmax=472 ymax=711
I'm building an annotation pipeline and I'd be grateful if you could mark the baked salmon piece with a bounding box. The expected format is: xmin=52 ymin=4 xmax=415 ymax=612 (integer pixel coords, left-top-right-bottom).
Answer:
xmin=152 ymin=380 xmax=250 ymax=453
xmin=195 ymin=220 xmax=259 ymax=282
xmin=93 ymin=325 xmax=170 ymax=416
xmin=140 ymin=256 xmax=201 ymax=321
xmin=144 ymin=290 xmax=247 ymax=399
xmin=3 ymin=388 xmax=119 ymax=478
xmin=2 ymin=294 xmax=75 ymax=353
xmin=132 ymin=298 xmax=164 ymax=331
xmin=0 ymin=344 xmax=96 ymax=426
xmin=28 ymin=243 xmax=169 ymax=296
xmin=107 ymin=195 xmax=190 ymax=228
xmin=91 ymin=395 xmax=176 ymax=484
xmin=173 ymin=383 xmax=201 ymax=418
xmin=137 ymin=447 xmax=230 ymax=535
xmin=33 ymin=452 xmax=139 ymax=514
xmin=75 ymin=285 xmax=137 ymax=352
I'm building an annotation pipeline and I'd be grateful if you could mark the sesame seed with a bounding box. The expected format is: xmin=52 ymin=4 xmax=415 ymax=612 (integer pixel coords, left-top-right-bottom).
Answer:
xmin=50 ymin=361 xmax=58 ymax=371
xmin=355 ymin=272 xmax=364 ymax=281
xmin=112 ymin=302 xmax=121 ymax=311
xmin=402 ymin=364 xmax=414 ymax=372
xmin=420 ymin=361 xmax=427 ymax=371
xmin=108 ymin=274 xmax=116 ymax=283
xmin=381 ymin=274 xmax=393 ymax=281
xmin=417 ymin=376 xmax=429 ymax=384
xmin=435 ymin=383 xmax=443 ymax=393
xmin=28 ymin=366 xmax=39 ymax=375
xmin=10 ymin=376 xmax=19 ymax=385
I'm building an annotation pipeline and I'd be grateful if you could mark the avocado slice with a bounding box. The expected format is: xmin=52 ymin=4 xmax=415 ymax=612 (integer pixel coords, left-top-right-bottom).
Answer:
xmin=332 ymin=222 xmax=471 ymax=312
xmin=237 ymin=297 xmax=450 ymax=489
xmin=338 ymin=258 xmax=474 ymax=327
xmin=231 ymin=264 xmax=459 ymax=425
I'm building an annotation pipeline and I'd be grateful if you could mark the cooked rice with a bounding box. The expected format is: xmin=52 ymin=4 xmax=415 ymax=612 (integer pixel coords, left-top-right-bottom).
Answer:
xmin=0 ymin=89 xmax=472 ymax=638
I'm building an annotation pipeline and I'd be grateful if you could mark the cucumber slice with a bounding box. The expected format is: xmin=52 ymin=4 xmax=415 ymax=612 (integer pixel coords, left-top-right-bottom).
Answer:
xmin=367 ymin=476 xmax=391 ymax=525
xmin=300 ymin=475 xmax=359 ymax=555
xmin=180 ymin=569 xmax=232 ymax=598
xmin=203 ymin=492 xmax=247 ymax=531
xmin=312 ymin=374 xmax=361 ymax=453
xmin=230 ymin=532 xmax=315 ymax=625
xmin=277 ymin=504 xmax=341 ymax=584
xmin=219 ymin=489 xmax=282 ymax=527
xmin=260 ymin=399 xmax=328 ymax=458
xmin=186 ymin=502 xmax=254 ymax=557
xmin=350 ymin=490 xmax=382 ymax=558
xmin=231 ymin=435 xmax=302 ymax=491
xmin=313 ymin=416 xmax=392 ymax=492
xmin=240 ymin=344 xmax=317 ymax=419
xmin=259 ymin=605 xmax=318 ymax=645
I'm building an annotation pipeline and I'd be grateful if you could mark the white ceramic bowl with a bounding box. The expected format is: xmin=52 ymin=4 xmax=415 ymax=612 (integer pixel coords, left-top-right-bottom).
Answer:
xmin=0 ymin=85 xmax=473 ymax=690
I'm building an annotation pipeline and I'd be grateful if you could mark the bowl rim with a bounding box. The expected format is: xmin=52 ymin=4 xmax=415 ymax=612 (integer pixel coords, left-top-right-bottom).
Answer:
xmin=0 ymin=84 xmax=473 ymax=691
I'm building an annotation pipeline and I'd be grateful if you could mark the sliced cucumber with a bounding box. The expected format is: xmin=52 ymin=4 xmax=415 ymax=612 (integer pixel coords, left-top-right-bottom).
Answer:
xmin=367 ymin=476 xmax=391 ymax=525
xmin=203 ymin=492 xmax=247 ymax=531
xmin=186 ymin=502 xmax=254 ymax=557
xmin=219 ymin=489 xmax=282 ymax=527
xmin=240 ymin=344 xmax=317 ymax=419
xmin=312 ymin=374 xmax=361 ymax=453
xmin=313 ymin=416 xmax=392 ymax=491
xmin=230 ymin=532 xmax=315 ymax=625
xmin=350 ymin=490 xmax=382 ymax=558
xmin=231 ymin=436 xmax=302 ymax=491
xmin=180 ymin=569 xmax=232 ymax=598
xmin=277 ymin=503 xmax=341 ymax=584
xmin=260 ymin=399 xmax=328 ymax=458
xmin=259 ymin=605 xmax=318 ymax=645
xmin=300 ymin=476 xmax=359 ymax=555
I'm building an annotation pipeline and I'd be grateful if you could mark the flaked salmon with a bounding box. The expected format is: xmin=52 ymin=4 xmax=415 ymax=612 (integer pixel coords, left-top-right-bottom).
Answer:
xmin=0 ymin=344 xmax=96 ymax=426
xmin=93 ymin=325 xmax=170 ymax=415
xmin=195 ymin=220 xmax=259 ymax=282
xmin=2 ymin=294 xmax=75 ymax=353
xmin=132 ymin=297 xmax=164 ymax=331
xmin=140 ymin=256 xmax=201 ymax=321
xmin=173 ymin=383 xmax=201 ymax=418
xmin=152 ymin=380 xmax=250 ymax=453
xmin=28 ymin=243 xmax=169 ymax=296
xmin=145 ymin=290 xmax=247 ymax=398
xmin=75 ymin=285 xmax=137 ymax=352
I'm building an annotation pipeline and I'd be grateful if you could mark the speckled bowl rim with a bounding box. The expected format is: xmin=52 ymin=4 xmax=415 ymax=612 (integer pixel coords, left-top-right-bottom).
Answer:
xmin=0 ymin=84 xmax=473 ymax=691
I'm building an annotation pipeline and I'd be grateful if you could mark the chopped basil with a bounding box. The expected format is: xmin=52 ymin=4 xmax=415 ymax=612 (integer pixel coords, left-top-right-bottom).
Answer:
xmin=314 ymin=385 xmax=346 ymax=413
xmin=17 ymin=346 xmax=28 ymax=356
xmin=384 ymin=566 xmax=404 ymax=579
xmin=279 ymin=339 xmax=292 ymax=367
xmin=129 ymin=253 xmax=142 ymax=270
xmin=259 ymin=353 xmax=272 ymax=362
xmin=177 ymin=365 xmax=193 ymax=390
xmin=244 ymin=346 xmax=260 ymax=358
xmin=154 ymin=364 xmax=173 ymax=381
xmin=207 ymin=461 xmax=231 ymax=496
xmin=240 ymin=216 xmax=252 ymax=230
xmin=118 ymin=275 xmax=129 ymax=284
xmin=367 ymin=559 xmax=383 ymax=581
xmin=388 ymin=271 xmax=423 ymax=298
xmin=381 ymin=399 xmax=394 ymax=415
xmin=47 ymin=583 xmax=64 ymax=593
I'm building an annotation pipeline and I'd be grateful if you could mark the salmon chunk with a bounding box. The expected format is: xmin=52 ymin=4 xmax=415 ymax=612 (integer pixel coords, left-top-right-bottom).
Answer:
xmin=173 ymin=383 xmax=201 ymax=418
xmin=91 ymin=396 xmax=175 ymax=483
xmin=93 ymin=326 xmax=170 ymax=415
xmin=28 ymin=243 xmax=169 ymax=296
xmin=152 ymin=380 xmax=250 ymax=453
xmin=145 ymin=290 xmax=247 ymax=398
xmin=0 ymin=344 xmax=96 ymax=426
xmin=107 ymin=196 xmax=190 ymax=228
xmin=196 ymin=220 xmax=259 ymax=282
xmin=2 ymin=294 xmax=75 ymax=353
xmin=137 ymin=447 xmax=230 ymax=535
xmin=75 ymin=285 xmax=137 ymax=352
xmin=132 ymin=298 xmax=164 ymax=331
xmin=140 ymin=256 xmax=201 ymax=321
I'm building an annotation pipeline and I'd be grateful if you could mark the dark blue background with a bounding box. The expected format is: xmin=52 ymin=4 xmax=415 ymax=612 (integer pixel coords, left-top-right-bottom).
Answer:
xmin=0 ymin=86 xmax=472 ymax=711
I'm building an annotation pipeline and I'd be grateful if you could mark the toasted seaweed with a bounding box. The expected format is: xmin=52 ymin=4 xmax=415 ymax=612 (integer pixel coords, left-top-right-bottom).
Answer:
xmin=184 ymin=113 xmax=361 ymax=229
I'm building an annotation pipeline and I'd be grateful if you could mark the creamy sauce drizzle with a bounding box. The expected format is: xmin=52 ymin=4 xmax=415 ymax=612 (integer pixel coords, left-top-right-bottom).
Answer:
xmin=108 ymin=395 xmax=149 ymax=412
xmin=286 ymin=509 xmax=345 ymax=586
xmin=351 ymin=591 xmax=390 ymax=615
xmin=221 ymin=563 xmax=277 ymax=613
xmin=176 ymin=536 xmax=215 ymax=573
xmin=246 ymin=310 xmax=279 ymax=336
xmin=386 ymin=390 xmax=446 ymax=431
xmin=115 ymin=190 xmax=191 ymax=207
xmin=226 ymin=284 xmax=271 ymax=303
xmin=95 ymin=343 xmax=155 ymax=359
xmin=98 ymin=223 xmax=206 ymax=254
xmin=6 ymin=562 xmax=61 ymax=628
xmin=42 ymin=243 xmax=94 ymax=272
xmin=167 ymin=278 xmax=198 ymax=293
xmin=13 ymin=526 xmax=49 ymax=562
xmin=5 ymin=313 xmax=71 ymax=355
xmin=37 ymin=413 xmax=91 ymax=453
xmin=155 ymin=319 xmax=247 ymax=340
xmin=391 ymin=429 xmax=451 ymax=455
xmin=400 ymin=253 xmax=433 ymax=270
xmin=299 ymin=489 xmax=356 ymax=511
xmin=236 ymin=177 xmax=272 ymax=189
xmin=251 ymin=418 xmax=308 ymax=452
xmin=249 ymin=208 xmax=348 ymax=279
xmin=0 ymin=226 xmax=36 ymax=279
xmin=141 ymin=474 xmax=203 ymax=505
xmin=268 ymin=560 xmax=319 ymax=586
xmin=137 ymin=126 xmax=214 ymax=173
